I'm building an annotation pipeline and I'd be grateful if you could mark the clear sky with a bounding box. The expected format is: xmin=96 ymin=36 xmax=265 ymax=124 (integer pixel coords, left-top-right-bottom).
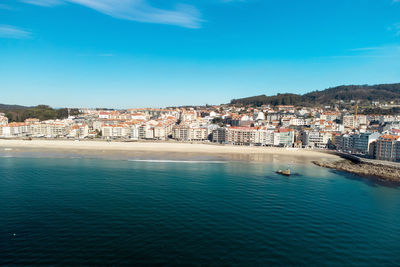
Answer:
xmin=1 ymin=0 xmax=400 ymax=108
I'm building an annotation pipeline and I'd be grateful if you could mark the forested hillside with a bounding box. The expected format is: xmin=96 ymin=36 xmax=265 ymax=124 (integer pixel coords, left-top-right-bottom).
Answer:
xmin=230 ymin=83 xmax=400 ymax=106
xmin=0 ymin=104 xmax=80 ymax=122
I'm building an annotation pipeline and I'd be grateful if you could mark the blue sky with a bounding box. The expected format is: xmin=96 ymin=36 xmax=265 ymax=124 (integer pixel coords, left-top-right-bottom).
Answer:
xmin=1 ymin=0 xmax=400 ymax=108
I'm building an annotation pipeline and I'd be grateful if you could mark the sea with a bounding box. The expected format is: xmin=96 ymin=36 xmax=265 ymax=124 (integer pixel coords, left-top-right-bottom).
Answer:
xmin=0 ymin=155 xmax=399 ymax=265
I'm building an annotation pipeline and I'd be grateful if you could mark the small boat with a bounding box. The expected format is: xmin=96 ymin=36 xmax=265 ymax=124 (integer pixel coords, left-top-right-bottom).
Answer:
xmin=276 ymin=169 xmax=291 ymax=176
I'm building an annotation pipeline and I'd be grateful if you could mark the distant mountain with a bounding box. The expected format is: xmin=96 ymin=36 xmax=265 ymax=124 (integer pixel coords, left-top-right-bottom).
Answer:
xmin=0 ymin=103 xmax=30 ymax=111
xmin=230 ymin=83 xmax=400 ymax=106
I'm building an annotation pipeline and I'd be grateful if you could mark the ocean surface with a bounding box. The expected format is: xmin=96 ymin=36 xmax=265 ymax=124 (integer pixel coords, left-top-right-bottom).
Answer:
xmin=0 ymin=156 xmax=400 ymax=266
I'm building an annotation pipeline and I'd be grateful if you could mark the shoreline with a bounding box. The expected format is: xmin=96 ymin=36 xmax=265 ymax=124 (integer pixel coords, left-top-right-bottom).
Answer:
xmin=313 ymin=159 xmax=400 ymax=184
xmin=0 ymin=139 xmax=338 ymax=164
xmin=1 ymin=139 xmax=398 ymax=184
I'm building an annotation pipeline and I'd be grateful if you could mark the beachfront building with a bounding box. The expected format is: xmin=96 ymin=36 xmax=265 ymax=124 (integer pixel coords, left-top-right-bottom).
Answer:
xmin=101 ymin=125 xmax=129 ymax=139
xmin=212 ymin=128 xmax=226 ymax=144
xmin=254 ymin=128 xmax=275 ymax=146
xmin=278 ymin=129 xmax=295 ymax=147
xmin=129 ymin=125 xmax=140 ymax=140
xmin=137 ymin=125 xmax=153 ymax=139
xmin=152 ymin=117 xmax=177 ymax=140
xmin=189 ymin=128 xmax=209 ymax=141
xmin=172 ymin=126 xmax=189 ymax=141
xmin=302 ymin=131 xmax=331 ymax=149
xmin=0 ymin=114 xmax=9 ymax=126
xmin=25 ymin=122 xmax=68 ymax=138
xmin=44 ymin=123 xmax=68 ymax=137
xmin=394 ymin=142 xmax=400 ymax=162
xmin=1 ymin=102 xmax=400 ymax=163
xmin=334 ymin=132 xmax=382 ymax=155
xmin=0 ymin=123 xmax=30 ymax=137
xmin=153 ymin=125 xmax=168 ymax=140
xmin=68 ymin=124 xmax=89 ymax=139
xmin=353 ymin=132 xmax=381 ymax=154
xmin=0 ymin=124 xmax=11 ymax=137
xmin=172 ymin=126 xmax=208 ymax=142
xmin=335 ymin=134 xmax=356 ymax=152
xmin=376 ymin=135 xmax=400 ymax=161
xmin=212 ymin=126 xmax=293 ymax=147
xmin=226 ymin=127 xmax=257 ymax=146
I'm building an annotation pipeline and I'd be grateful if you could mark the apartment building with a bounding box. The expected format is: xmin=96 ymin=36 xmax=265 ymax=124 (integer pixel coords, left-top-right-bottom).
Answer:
xmin=181 ymin=111 xmax=197 ymax=122
xmin=172 ymin=126 xmax=208 ymax=141
xmin=138 ymin=125 xmax=154 ymax=139
xmin=212 ymin=128 xmax=227 ymax=143
xmin=101 ymin=125 xmax=129 ymax=138
xmin=335 ymin=134 xmax=355 ymax=152
xmin=376 ymin=135 xmax=400 ymax=162
xmin=0 ymin=123 xmax=30 ymax=137
xmin=254 ymin=129 xmax=275 ymax=146
xmin=319 ymin=111 xmax=340 ymax=122
xmin=153 ymin=125 xmax=168 ymax=140
xmin=353 ymin=132 xmax=381 ymax=154
xmin=290 ymin=118 xmax=305 ymax=126
xmin=226 ymin=127 xmax=257 ymax=146
xmin=68 ymin=124 xmax=89 ymax=138
xmin=278 ymin=129 xmax=295 ymax=147
xmin=189 ymin=128 xmax=208 ymax=141
xmin=0 ymin=114 xmax=9 ymax=126
xmin=302 ymin=131 xmax=331 ymax=148
xmin=172 ymin=126 xmax=189 ymax=141
xmin=342 ymin=115 xmax=355 ymax=128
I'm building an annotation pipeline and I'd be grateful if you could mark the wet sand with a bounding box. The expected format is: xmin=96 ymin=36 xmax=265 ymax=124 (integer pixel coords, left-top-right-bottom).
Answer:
xmin=0 ymin=140 xmax=338 ymax=164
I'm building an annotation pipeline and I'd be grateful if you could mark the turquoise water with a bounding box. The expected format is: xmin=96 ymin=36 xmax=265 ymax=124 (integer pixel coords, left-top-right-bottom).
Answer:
xmin=0 ymin=157 xmax=400 ymax=265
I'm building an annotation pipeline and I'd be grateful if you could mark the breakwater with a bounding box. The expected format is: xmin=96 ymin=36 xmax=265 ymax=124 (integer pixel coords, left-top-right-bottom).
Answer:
xmin=313 ymin=159 xmax=400 ymax=183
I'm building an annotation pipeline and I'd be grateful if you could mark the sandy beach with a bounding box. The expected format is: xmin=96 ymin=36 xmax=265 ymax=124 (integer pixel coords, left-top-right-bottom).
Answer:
xmin=0 ymin=139 xmax=339 ymax=163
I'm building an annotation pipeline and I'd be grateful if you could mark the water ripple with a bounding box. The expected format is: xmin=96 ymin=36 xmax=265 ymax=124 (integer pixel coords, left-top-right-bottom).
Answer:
xmin=0 ymin=157 xmax=399 ymax=265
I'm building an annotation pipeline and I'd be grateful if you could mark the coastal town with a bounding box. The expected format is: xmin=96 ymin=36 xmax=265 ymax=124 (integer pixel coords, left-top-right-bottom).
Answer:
xmin=1 ymin=102 xmax=400 ymax=163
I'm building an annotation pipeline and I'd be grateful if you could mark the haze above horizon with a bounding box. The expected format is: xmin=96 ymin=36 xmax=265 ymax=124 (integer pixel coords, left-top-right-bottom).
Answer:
xmin=1 ymin=0 xmax=400 ymax=108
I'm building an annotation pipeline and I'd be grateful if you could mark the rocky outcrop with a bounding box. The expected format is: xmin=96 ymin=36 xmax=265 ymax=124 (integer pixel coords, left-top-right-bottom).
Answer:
xmin=312 ymin=160 xmax=400 ymax=183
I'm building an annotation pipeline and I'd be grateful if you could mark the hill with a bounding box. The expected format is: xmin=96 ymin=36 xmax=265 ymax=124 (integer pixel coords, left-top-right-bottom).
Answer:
xmin=0 ymin=103 xmax=30 ymax=110
xmin=230 ymin=83 xmax=400 ymax=106
xmin=0 ymin=104 xmax=80 ymax=122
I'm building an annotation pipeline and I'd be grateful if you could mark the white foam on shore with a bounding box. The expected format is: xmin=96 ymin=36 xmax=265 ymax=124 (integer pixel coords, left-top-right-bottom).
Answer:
xmin=128 ymin=159 xmax=226 ymax=164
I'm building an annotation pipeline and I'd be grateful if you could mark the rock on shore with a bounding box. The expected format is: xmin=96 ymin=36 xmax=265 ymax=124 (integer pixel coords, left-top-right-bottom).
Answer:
xmin=312 ymin=160 xmax=400 ymax=183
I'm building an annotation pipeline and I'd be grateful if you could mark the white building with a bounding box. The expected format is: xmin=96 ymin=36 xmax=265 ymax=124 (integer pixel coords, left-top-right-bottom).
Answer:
xmin=0 ymin=114 xmax=8 ymax=126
